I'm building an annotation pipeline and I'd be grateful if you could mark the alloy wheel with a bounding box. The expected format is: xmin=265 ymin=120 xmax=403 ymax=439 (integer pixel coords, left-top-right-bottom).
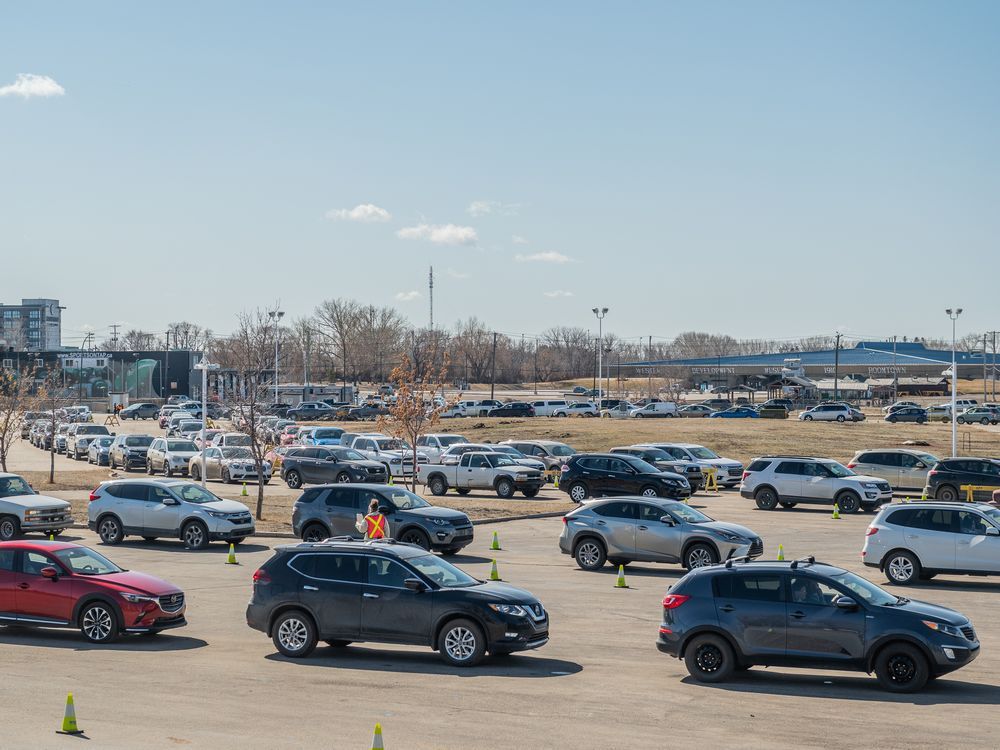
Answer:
xmin=687 ymin=546 xmax=715 ymax=568
xmin=887 ymin=555 xmax=914 ymax=582
xmin=277 ymin=617 xmax=309 ymax=652
xmin=577 ymin=541 xmax=602 ymax=568
xmin=82 ymin=606 xmax=114 ymax=641
xmin=443 ymin=626 xmax=477 ymax=662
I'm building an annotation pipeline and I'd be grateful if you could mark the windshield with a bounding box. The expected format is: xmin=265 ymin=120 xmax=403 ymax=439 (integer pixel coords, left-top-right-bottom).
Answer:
xmin=77 ymin=426 xmax=107 ymax=435
xmin=313 ymin=429 xmax=342 ymax=439
xmin=550 ymin=444 xmax=575 ymax=457
xmin=641 ymin=448 xmax=671 ymax=461
xmin=179 ymin=421 xmax=203 ymax=430
xmin=172 ymin=483 xmax=223 ymax=504
xmin=95 ymin=437 xmax=114 ymax=447
xmin=488 ymin=455 xmax=517 ymax=467
xmin=222 ymin=448 xmax=252 ymax=459
xmin=408 ymin=554 xmax=478 ymax=588
xmin=382 ymin=489 xmax=429 ymax=510
xmin=438 ymin=435 xmax=467 ymax=447
xmin=688 ymin=447 xmax=719 ymax=460
xmin=492 ymin=446 xmax=524 ymax=458
xmin=0 ymin=476 xmax=34 ymax=497
xmin=377 ymin=439 xmax=410 ymax=451
xmin=168 ymin=440 xmax=198 ymax=452
xmin=334 ymin=449 xmax=366 ymax=461
xmin=830 ymin=571 xmax=898 ymax=607
xmin=124 ymin=436 xmax=153 ymax=447
xmin=822 ymin=462 xmax=853 ymax=477
xmin=624 ymin=457 xmax=660 ymax=473
xmin=53 ymin=547 xmax=122 ymax=576
xmin=981 ymin=507 xmax=1000 ymax=525
xmin=669 ymin=505 xmax=712 ymax=524
xmin=915 ymin=453 xmax=938 ymax=465
xmin=223 ymin=434 xmax=251 ymax=446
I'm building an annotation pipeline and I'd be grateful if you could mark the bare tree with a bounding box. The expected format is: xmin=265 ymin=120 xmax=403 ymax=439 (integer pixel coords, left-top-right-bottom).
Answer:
xmin=0 ymin=368 xmax=38 ymax=472
xmin=216 ymin=310 xmax=276 ymax=520
xmin=35 ymin=370 xmax=73 ymax=485
xmin=168 ymin=321 xmax=214 ymax=351
xmin=316 ymin=298 xmax=362 ymax=384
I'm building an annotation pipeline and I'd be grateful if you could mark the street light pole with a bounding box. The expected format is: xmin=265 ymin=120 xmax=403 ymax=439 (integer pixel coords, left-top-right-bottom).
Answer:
xmin=592 ymin=307 xmax=608 ymax=404
xmin=946 ymin=308 xmax=963 ymax=457
xmin=268 ymin=309 xmax=284 ymax=404
xmin=194 ymin=358 xmax=220 ymax=488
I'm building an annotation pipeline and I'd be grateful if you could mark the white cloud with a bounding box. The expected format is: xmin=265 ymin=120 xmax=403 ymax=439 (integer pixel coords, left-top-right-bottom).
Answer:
xmin=445 ymin=268 xmax=469 ymax=279
xmin=395 ymin=290 xmax=421 ymax=302
xmin=511 ymin=235 xmax=528 ymax=245
xmin=467 ymin=200 xmax=520 ymax=217
xmin=396 ymin=223 xmax=478 ymax=246
xmin=514 ymin=251 xmax=571 ymax=264
xmin=325 ymin=203 xmax=391 ymax=222
xmin=543 ymin=290 xmax=574 ymax=298
xmin=0 ymin=73 xmax=65 ymax=98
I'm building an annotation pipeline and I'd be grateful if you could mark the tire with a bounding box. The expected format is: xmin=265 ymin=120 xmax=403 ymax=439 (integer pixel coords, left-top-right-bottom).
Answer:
xmin=182 ymin=521 xmax=209 ymax=550
xmin=191 ymin=465 xmax=201 ymax=481
xmin=399 ymin=528 xmax=430 ymax=550
xmin=887 ymin=417 xmax=897 ymax=424
xmin=574 ymin=537 xmax=606 ymax=570
xmin=884 ymin=550 xmax=921 ymax=585
xmin=754 ymin=487 xmax=779 ymax=510
xmin=778 ymin=501 xmax=797 ymax=509
xmin=109 ymin=455 xmax=117 ymax=469
xmin=803 ymin=415 xmax=813 ymax=421
xmin=97 ymin=515 xmax=124 ymax=545
xmin=684 ymin=543 xmax=719 ymax=570
xmin=456 ymin=488 xmax=471 ymax=496
xmin=222 ymin=468 xmax=232 ymax=484
xmin=165 ymin=464 xmax=174 ymax=477
xmin=495 ymin=478 xmax=515 ymax=499
xmin=0 ymin=516 xmax=21 ymax=541
xmin=301 ymin=523 xmax=329 ymax=543
xmin=146 ymin=461 xmax=154 ymax=475
xmin=522 ymin=488 xmax=539 ymax=498
xmin=79 ymin=602 xmax=119 ymax=644
xmin=836 ymin=415 xmax=846 ymax=422
xmin=429 ymin=475 xmax=449 ymax=496
xmin=325 ymin=639 xmax=352 ymax=648
xmin=981 ymin=418 xmax=990 ymax=426
xmin=684 ymin=634 xmax=736 ymax=683
xmin=335 ymin=472 xmax=351 ymax=484
xmin=957 ymin=417 xmax=966 ymax=425
xmin=438 ymin=618 xmax=486 ymax=667
xmin=568 ymin=482 xmax=589 ymax=503
xmin=874 ymin=643 xmax=930 ymax=693
xmin=639 ymin=485 xmax=660 ymax=498
xmin=936 ymin=485 xmax=959 ymax=503
xmin=285 ymin=470 xmax=302 ymax=490
xmin=835 ymin=492 xmax=861 ymax=514
xmin=272 ymin=610 xmax=317 ymax=658
xmin=917 ymin=418 xmax=926 ymax=425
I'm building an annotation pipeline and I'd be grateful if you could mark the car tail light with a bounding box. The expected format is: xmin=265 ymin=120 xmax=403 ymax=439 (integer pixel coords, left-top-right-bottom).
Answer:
xmin=846 ymin=462 xmax=857 ymax=469
xmin=88 ymin=488 xmax=100 ymax=501
xmin=562 ymin=516 xmax=568 ymax=525
xmin=928 ymin=469 xmax=937 ymax=477
xmin=741 ymin=471 xmax=749 ymax=481
xmin=560 ymin=465 xmax=569 ymax=473
xmin=865 ymin=526 xmax=879 ymax=537
xmin=659 ymin=625 xmax=673 ymax=635
xmin=662 ymin=594 xmax=690 ymax=609
xmin=252 ymin=568 xmax=271 ymax=585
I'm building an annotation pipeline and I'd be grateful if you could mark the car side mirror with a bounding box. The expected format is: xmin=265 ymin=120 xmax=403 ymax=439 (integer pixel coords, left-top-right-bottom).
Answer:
xmin=378 ymin=506 xmax=392 ymax=515
xmin=915 ymin=462 xmax=926 ymax=469
xmin=834 ymin=596 xmax=858 ymax=610
xmin=660 ymin=515 xmax=675 ymax=526
xmin=41 ymin=566 xmax=59 ymax=580
xmin=403 ymin=578 xmax=427 ymax=592
xmin=163 ymin=497 xmax=180 ymax=506
xmin=326 ymin=455 xmax=337 ymax=461
xmin=985 ymin=527 xmax=1000 ymax=537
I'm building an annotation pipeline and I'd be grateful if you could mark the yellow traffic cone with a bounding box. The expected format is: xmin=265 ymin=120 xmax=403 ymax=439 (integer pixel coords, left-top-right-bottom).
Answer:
xmin=777 ymin=544 xmax=785 ymax=561
xmin=241 ymin=482 xmax=248 ymax=497
xmin=832 ymin=503 xmax=841 ymax=520
xmin=57 ymin=693 xmax=83 ymax=735
xmin=371 ymin=722 xmax=385 ymax=750
xmin=615 ymin=564 xmax=629 ymax=589
xmin=490 ymin=531 xmax=501 ymax=551
xmin=388 ymin=475 xmax=394 ymax=486
xmin=553 ymin=473 xmax=560 ymax=489
xmin=226 ymin=543 xmax=238 ymax=565
xmin=920 ymin=489 xmax=928 ymax=501
xmin=49 ymin=533 xmax=54 ymax=541
xmin=489 ymin=559 xmax=501 ymax=581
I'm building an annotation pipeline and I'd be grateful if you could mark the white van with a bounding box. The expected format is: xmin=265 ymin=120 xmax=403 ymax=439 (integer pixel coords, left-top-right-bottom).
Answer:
xmin=629 ymin=401 xmax=678 ymax=418
xmin=530 ymin=399 xmax=569 ymax=417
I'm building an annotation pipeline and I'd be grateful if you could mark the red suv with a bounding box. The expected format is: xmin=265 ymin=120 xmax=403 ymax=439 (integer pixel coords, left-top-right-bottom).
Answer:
xmin=0 ymin=541 xmax=186 ymax=643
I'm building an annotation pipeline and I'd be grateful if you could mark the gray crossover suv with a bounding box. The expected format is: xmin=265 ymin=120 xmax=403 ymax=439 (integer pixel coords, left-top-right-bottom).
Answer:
xmin=559 ymin=497 xmax=763 ymax=571
xmin=291 ymin=483 xmax=474 ymax=554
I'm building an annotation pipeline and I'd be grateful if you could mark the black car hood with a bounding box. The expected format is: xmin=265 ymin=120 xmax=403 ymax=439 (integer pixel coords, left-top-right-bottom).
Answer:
xmin=462 ymin=581 xmax=540 ymax=605
xmin=888 ymin=598 xmax=968 ymax=626
xmin=640 ymin=471 xmax=686 ymax=482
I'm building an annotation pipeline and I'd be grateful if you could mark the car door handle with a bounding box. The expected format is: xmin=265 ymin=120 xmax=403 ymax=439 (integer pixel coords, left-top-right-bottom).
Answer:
xmin=718 ymin=605 xmax=734 ymax=613
xmin=596 ymin=520 xmax=607 ymax=526
xmin=790 ymin=610 xmax=806 ymax=619
xmin=302 ymin=585 xmax=318 ymax=591
xmin=363 ymin=592 xmax=379 ymax=599
xmin=638 ymin=525 xmax=648 ymax=530
xmin=17 ymin=583 xmax=29 ymax=590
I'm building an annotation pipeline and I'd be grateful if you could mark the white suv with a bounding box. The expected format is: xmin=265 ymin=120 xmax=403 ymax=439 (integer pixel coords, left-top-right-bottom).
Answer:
xmin=553 ymin=402 xmax=599 ymax=418
xmin=740 ymin=456 xmax=893 ymax=513
xmin=415 ymin=434 xmax=470 ymax=463
xmin=638 ymin=443 xmax=743 ymax=487
xmin=798 ymin=404 xmax=865 ymax=422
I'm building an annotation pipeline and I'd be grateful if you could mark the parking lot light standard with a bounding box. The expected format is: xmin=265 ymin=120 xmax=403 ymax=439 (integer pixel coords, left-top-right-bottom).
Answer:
xmin=592 ymin=307 xmax=608 ymax=405
xmin=946 ymin=308 xmax=963 ymax=457
xmin=194 ymin=357 xmax=220 ymax=487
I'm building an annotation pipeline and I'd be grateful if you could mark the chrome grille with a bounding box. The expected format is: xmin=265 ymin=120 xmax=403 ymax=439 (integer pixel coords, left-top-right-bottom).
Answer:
xmin=749 ymin=538 xmax=764 ymax=557
xmin=159 ymin=593 xmax=185 ymax=613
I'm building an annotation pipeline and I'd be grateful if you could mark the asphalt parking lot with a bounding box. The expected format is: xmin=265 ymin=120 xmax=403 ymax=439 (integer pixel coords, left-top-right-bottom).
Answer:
xmin=3 ymin=495 xmax=998 ymax=749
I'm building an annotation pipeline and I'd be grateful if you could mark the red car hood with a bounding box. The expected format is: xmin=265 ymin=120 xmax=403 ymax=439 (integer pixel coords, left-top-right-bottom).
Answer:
xmin=97 ymin=571 xmax=180 ymax=597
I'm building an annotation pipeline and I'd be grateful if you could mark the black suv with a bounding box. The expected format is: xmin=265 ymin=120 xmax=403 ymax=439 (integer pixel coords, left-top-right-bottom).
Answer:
xmin=559 ymin=453 xmax=691 ymax=503
xmin=924 ymin=457 xmax=1000 ymax=503
xmin=487 ymin=402 xmax=535 ymax=417
xmin=656 ymin=557 xmax=979 ymax=692
xmin=281 ymin=446 xmax=388 ymax=488
xmin=246 ymin=539 xmax=549 ymax=666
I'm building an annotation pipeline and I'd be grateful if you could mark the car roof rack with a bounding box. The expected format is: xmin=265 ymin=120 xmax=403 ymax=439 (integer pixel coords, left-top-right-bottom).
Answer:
xmin=723 ymin=554 xmax=754 ymax=568
xmin=789 ymin=556 xmax=816 ymax=570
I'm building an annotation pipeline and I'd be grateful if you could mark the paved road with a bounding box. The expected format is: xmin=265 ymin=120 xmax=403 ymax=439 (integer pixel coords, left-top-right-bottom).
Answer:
xmin=2 ymin=496 xmax=998 ymax=748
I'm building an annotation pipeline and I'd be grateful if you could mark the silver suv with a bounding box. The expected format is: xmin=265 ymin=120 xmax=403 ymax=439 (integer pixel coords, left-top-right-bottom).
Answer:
xmin=740 ymin=456 xmax=893 ymax=513
xmin=863 ymin=502 xmax=1000 ymax=584
xmin=87 ymin=479 xmax=255 ymax=549
xmin=147 ymin=437 xmax=200 ymax=476
xmin=558 ymin=497 xmax=762 ymax=571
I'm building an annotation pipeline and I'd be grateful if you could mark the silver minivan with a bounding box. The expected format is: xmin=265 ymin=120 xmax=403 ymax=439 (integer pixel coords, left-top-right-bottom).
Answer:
xmin=864 ymin=501 xmax=1000 ymax=584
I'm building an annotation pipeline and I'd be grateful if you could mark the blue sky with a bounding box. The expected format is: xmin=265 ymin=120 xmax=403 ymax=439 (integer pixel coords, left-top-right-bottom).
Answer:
xmin=2 ymin=1 xmax=998 ymax=348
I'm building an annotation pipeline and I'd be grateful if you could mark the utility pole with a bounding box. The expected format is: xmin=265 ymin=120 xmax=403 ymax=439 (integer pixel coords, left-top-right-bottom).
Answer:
xmin=892 ymin=335 xmax=897 ymax=402
xmin=984 ymin=333 xmax=989 ymax=404
xmin=489 ymin=332 xmax=498 ymax=401
xmin=992 ymin=331 xmax=998 ymax=401
xmin=304 ymin=327 xmax=311 ymax=388
xmin=533 ymin=339 xmax=538 ymax=395
xmin=647 ymin=335 xmax=653 ymax=401
xmin=428 ymin=266 xmax=434 ymax=332
xmin=110 ymin=323 xmax=120 ymax=350
xmin=833 ymin=332 xmax=842 ymax=401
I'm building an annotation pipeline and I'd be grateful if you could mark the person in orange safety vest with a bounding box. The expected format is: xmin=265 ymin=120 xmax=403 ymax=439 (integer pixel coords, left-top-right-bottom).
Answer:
xmin=363 ymin=498 xmax=389 ymax=540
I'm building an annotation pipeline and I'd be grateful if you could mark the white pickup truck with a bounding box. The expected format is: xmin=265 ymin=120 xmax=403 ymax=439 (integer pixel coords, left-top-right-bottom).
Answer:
xmin=417 ymin=452 xmax=546 ymax=499
xmin=0 ymin=473 xmax=74 ymax=541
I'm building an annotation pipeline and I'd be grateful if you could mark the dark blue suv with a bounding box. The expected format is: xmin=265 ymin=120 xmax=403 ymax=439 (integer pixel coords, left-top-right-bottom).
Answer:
xmin=656 ymin=557 xmax=979 ymax=692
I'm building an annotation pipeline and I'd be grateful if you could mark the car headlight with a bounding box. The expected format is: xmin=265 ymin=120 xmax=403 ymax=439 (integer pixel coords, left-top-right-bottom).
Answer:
xmin=515 ymin=473 xmax=528 ymax=480
xmin=25 ymin=509 xmax=41 ymax=517
xmin=348 ymin=464 xmax=367 ymax=471
xmin=389 ymin=457 xmax=401 ymax=464
xmin=208 ymin=511 xmax=231 ymax=519
xmin=714 ymin=531 xmax=746 ymax=543
xmin=861 ymin=482 xmax=880 ymax=489
xmin=488 ymin=603 xmax=527 ymax=617
xmin=922 ymin=620 xmax=964 ymax=638
xmin=120 ymin=592 xmax=158 ymax=604
xmin=430 ymin=518 xmax=450 ymax=526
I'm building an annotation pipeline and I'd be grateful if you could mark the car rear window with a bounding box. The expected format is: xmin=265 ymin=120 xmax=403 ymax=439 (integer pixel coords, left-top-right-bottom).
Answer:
xmin=714 ymin=574 xmax=784 ymax=602
xmin=746 ymin=460 xmax=772 ymax=472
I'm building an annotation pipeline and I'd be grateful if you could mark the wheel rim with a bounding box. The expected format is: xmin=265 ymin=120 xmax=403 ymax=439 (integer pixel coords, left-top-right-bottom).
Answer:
xmin=688 ymin=547 xmax=714 ymax=568
xmin=444 ymin=626 xmax=477 ymax=661
xmin=185 ymin=525 xmax=205 ymax=547
xmin=641 ymin=488 xmax=658 ymax=497
xmin=886 ymin=653 xmax=917 ymax=685
xmin=570 ymin=484 xmax=586 ymax=501
xmin=288 ymin=472 xmax=301 ymax=488
xmin=888 ymin=556 xmax=914 ymax=581
xmin=432 ymin=479 xmax=445 ymax=494
xmin=498 ymin=481 xmax=512 ymax=496
xmin=337 ymin=473 xmax=351 ymax=483
xmin=0 ymin=520 xmax=14 ymax=539
xmin=577 ymin=542 xmax=601 ymax=568
xmin=402 ymin=531 xmax=428 ymax=549
xmin=277 ymin=618 xmax=309 ymax=652
xmin=839 ymin=496 xmax=858 ymax=513
xmin=99 ymin=518 xmax=118 ymax=541
xmin=758 ymin=491 xmax=775 ymax=508
xmin=304 ymin=526 xmax=325 ymax=542
xmin=82 ymin=606 xmax=113 ymax=641
xmin=695 ymin=643 xmax=724 ymax=673
xmin=940 ymin=488 xmax=956 ymax=502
